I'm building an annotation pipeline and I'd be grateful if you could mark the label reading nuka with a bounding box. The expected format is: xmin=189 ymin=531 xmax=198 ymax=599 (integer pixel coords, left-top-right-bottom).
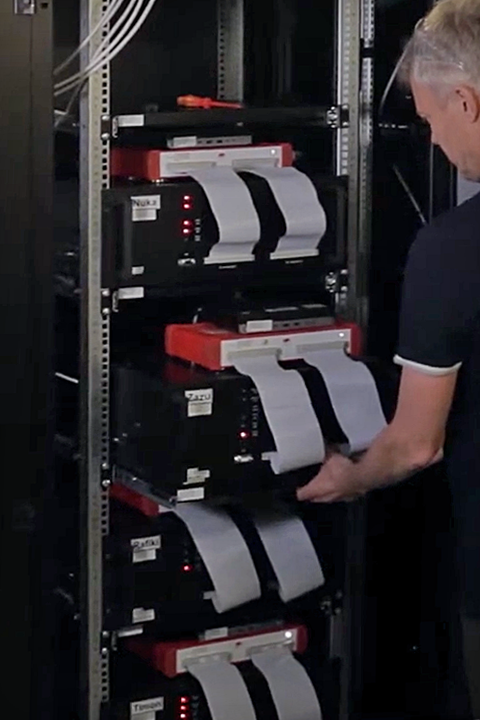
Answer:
xmin=131 ymin=195 xmax=161 ymax=222
xmin=131 ymin=535 xmax=161 ymax=563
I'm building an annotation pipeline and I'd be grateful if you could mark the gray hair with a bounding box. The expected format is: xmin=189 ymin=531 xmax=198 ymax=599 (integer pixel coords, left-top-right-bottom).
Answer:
xmin=399 ymin=0 xmax=480 ymax=92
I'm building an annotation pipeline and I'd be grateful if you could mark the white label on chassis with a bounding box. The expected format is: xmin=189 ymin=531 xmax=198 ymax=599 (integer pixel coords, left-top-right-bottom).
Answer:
xmin=132 ymin=607 xmax=155 ymax=623
xmin=130 ymin=696 xmax=164 ymax=719
xmin=185 ymin=388 xmax=213 ymax=417
xmin=131 ymin=195 xmax=161 ymax=221
xmin=184 ymin=468 xmax=210 ymax=486
xmin=177 ymin=487 xmax=205 ymax=501
xmin=131 ymin=535 xmax=161 ymax=563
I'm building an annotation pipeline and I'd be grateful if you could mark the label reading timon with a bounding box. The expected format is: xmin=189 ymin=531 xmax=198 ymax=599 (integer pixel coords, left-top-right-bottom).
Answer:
xmin=130 ymin=696 xmax=164 ymax=720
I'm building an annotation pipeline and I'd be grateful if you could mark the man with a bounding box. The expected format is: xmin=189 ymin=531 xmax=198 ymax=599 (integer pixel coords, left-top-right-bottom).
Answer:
xmin=297 ymin=0 xmax=480 ymax=716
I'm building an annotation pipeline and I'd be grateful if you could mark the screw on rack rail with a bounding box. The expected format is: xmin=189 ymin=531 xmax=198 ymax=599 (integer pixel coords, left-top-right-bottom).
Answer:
xmin=101 ymin=288 xmax=113 ymax=314
xmin=340 ymin=105 xmax=350 ymax=128
xmin=101 ymin=115 xmax=110 ymax=138
xmin=340 ymin=268 xmax=349 ymax=294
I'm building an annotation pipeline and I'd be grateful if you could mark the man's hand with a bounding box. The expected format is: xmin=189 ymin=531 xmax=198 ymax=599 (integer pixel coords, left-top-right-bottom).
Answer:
xmin=296 ymin=366 xmax=456 ymax=504
xmin=297 ymin=453 xmax=366 ymax=503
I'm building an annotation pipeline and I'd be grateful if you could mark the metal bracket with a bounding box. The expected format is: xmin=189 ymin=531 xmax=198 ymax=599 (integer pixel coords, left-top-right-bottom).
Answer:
xmin=325 ymin=269 xmax=349 ymax=316
xmin=325 ymin=269 xmax=348 ymax=294
xmin=14 ymin=0 xmax=36 ymax=14
xmin=321 ymin=593 xmax=344 ymax=660
xmin=326 ymin=105 xmax=350 ymax=129
xmin=100 ymin=115 xmax=111 ymax=139
xmin=111 ymin=116 xmax=119 ymax=139
xmin=217 ymin=0 xmax=244 ymax=102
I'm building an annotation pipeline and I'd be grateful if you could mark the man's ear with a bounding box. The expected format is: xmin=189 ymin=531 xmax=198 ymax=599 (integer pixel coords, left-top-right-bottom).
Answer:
xmin=455 ymin=85 xmax=480 ymax=122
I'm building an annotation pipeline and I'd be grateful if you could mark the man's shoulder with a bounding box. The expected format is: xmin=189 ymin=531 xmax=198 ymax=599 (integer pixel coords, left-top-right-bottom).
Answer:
xmin=411 ymin=191 xmax=480 ymax=268
xmin=424 ymin=190 xmax=480 ymax=241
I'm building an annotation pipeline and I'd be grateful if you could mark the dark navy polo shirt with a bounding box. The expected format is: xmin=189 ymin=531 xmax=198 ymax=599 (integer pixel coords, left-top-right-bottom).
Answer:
xmin=396 ymin=191 xmax=480 ymax=618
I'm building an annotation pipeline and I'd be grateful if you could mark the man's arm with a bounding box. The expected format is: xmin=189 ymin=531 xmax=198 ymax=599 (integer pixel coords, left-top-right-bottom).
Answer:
xmin=296 ymin=365 xmax=457 ymax=503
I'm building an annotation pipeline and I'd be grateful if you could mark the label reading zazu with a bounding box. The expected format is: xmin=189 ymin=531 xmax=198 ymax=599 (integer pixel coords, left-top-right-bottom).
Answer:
xmin=185 ymin=388 xmax=213 ymax=417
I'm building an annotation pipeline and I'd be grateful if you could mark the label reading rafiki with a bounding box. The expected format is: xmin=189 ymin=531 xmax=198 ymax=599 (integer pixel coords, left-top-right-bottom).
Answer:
xmin=130 ymin=696 xmax=164 ymax=719
xmin=131 ymin=535 xmax=161 ymax=563
xmin=131 ymin=195 xmax=161 ymax=222
xmin=185 ymin=388 xmax=213 ymax=417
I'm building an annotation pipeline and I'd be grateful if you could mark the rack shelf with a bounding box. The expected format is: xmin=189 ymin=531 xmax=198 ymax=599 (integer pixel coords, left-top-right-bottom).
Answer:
xmin=112 ymin=105 xmax=346 ymax=135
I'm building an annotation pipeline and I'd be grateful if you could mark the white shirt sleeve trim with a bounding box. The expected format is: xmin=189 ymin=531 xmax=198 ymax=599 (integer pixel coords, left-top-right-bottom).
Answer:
xmin=393 ymin=355 xmax=462 ymax=376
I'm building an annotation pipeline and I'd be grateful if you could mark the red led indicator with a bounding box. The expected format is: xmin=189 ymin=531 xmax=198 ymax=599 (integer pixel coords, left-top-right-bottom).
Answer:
xmin=183 ymin=229 xmax=191 ymax=235
xmin=183 ymin=203 xmax=192 ymax=210
xmin=183 ymin=195 xmax=192 ymax=201
xmin=182 ymin=563 xmax=194 ymax=573
xmin=239 ymin=430 xmax=250 ymax=440
xmin=180 ymin=697 xmax=189 ymax=704
xmin=180 ymin=714 xmax=187 ymax=719
xmin=183 ymin=220 xmax=193 ymax=226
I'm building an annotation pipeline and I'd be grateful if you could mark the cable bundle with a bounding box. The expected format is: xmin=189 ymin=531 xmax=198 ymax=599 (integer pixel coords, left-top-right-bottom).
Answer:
xmin=54 ymin=0 xmax=158 ymax=99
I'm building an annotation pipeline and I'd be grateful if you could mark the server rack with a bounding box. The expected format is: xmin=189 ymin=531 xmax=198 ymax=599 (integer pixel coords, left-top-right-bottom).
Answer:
xmin=70 ymin=1 xmax=376 ymax=718
xmin=0 ymin=1 xmax=54 ymax=718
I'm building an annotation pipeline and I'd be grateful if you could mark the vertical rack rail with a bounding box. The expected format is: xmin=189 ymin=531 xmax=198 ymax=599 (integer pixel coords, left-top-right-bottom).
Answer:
xmin=335 ymin=0 xmax=362 ymax=322
xmin=79 ymin=0 xmax=112 ymax=717
xmin=217 ymin=0 xmax=244 ymax=102
xmin=335 ymin=1 xmax=375 ymax=718
xmin=358 ymin=0 xmax=375 ymax=330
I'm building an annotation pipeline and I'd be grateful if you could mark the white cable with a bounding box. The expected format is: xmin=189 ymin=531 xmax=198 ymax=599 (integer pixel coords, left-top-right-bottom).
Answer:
xmin=379 ymin=44 xmax=409 ymax=118
xmin=53 ymin=0 xmax=127 ymax=77
xmin=54 ymin=0 xmax=145 ymax=94
xmin=55 ymin=0 xmax=144 ymax=93
xmin=392 ymin=164 xmax=427 ymax=225
xmin=55 ymin=0 xmax=156 ymax=96
xmin=91 ymin=0 xmax=157 ymax=68
xmin=54 ymin=80 xmax=86 ymax=128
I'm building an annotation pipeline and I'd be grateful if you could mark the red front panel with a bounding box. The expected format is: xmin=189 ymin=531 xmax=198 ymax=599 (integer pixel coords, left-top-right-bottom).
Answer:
xmin=165 ymin=321 xmax=363 ymax=371
xmin=111 ymin=147 xmax=161 ymax=182
xmin=110 ymin=144 xmax=294 ymax=182
xmin=128 ymin=623 xmax=309 ymax=677
xmin=110 ymin=482 xmax=160 ymax=517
